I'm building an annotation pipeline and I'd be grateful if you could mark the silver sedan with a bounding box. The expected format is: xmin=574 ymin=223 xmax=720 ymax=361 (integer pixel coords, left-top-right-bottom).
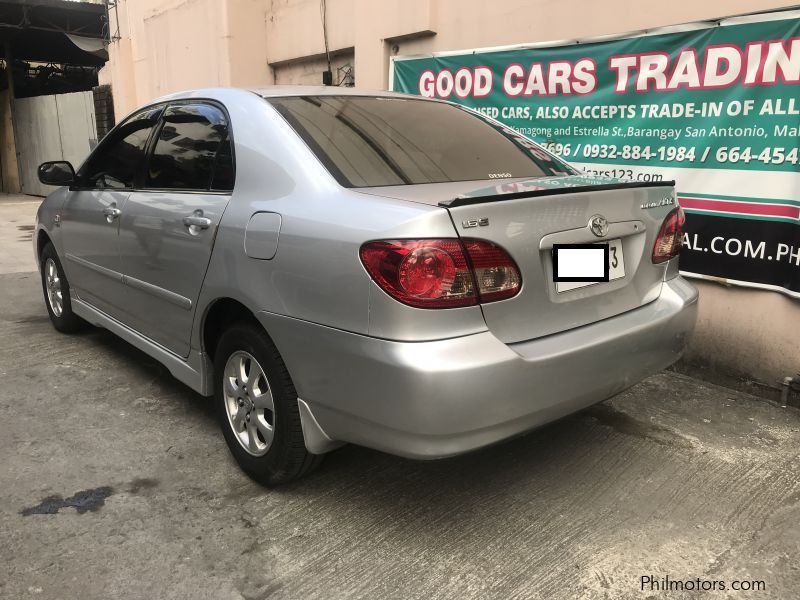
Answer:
xmin=34 ymin=87 xmax=697 ymax=484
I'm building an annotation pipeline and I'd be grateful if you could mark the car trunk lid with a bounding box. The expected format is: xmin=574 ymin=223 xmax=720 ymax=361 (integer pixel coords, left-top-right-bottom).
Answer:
xmin=357 ymin=175 xmax=678 ymax=343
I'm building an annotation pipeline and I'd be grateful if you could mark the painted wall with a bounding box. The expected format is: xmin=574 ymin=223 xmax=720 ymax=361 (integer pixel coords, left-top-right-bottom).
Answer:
xmin=100 ymin=0 xmax=270 ymax=120
xmin=686 ymin=280 xmax=799 ymax=384
xmin=103 ymin=0 xmax=800 ymax=117
xmin=99 ymin=0 xmax=800 ymax=386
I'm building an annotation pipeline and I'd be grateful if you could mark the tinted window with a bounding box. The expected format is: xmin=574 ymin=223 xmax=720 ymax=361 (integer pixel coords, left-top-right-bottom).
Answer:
xmin=210 ymin=133 xmax=234 ymax=191
xmin=268 ymin=96 xmax=576 ymax=188
xmin=145 ymin=103 xmax=232 ymax=191
xmin=78 ymin=107 xmax=160 ymax=189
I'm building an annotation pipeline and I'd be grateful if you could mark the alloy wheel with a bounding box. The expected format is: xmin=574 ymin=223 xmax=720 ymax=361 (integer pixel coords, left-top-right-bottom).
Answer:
xmin=44 ymin=258 xmax=63 ymax=317
xmin=222 ymin=350 xmax=275 ymax=456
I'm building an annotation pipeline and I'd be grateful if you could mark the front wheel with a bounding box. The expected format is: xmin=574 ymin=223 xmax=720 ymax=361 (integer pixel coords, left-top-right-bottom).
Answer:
xmin=40 ymin=242 xmax=84 ymax=333
xmin=214 ymin=322 xmax=323 ymax=485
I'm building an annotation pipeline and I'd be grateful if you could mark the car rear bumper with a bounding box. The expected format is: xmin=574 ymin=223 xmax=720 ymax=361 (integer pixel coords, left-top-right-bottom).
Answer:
xmin=258 ymin=276 xmax=698 ymax=459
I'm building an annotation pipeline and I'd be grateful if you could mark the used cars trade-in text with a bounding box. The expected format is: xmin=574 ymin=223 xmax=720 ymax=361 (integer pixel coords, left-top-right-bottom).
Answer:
xmin=34 ymin=87 xmax=697 ymax=484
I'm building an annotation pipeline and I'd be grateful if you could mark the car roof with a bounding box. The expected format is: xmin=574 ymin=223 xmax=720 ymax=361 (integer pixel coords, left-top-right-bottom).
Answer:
xmin=250 ymin=85 xmax=421 ymax=100
xmin=151 ymin=86 xmax=429 ymax=105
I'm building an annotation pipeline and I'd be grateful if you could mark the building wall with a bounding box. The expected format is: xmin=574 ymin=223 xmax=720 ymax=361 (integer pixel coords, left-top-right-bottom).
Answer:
xmin=101 ymin=0 xmax=800 ymax=113
xmin=273 ymin=52 xmax=355 ymax=86
xmin=100 ymin=0 xmax=270 ymax=120
xmin=686 ymin=281 xmax=799 ymax=384
xmin=99 ymin=0 xmax=800 ymax=386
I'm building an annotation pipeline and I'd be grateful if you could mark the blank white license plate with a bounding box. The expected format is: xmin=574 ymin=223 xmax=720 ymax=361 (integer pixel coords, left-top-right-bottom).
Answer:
xmin=554 ymin=238 xmax=625 ymax=293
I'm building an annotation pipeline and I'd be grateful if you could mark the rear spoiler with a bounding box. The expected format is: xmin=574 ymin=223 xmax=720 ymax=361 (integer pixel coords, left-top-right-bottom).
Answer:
xmin=439 ymin=180 xmax=676 ymax=208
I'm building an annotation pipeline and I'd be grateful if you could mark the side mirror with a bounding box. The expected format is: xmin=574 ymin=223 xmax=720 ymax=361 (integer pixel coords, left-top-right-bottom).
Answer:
xmin=38 ymin=161 xmax=75 ymax=186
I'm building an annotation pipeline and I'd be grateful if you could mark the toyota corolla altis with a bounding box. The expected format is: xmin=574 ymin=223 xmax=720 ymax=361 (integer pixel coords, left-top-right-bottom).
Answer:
xmin=34 ymin=87 xmax=697 ymax=484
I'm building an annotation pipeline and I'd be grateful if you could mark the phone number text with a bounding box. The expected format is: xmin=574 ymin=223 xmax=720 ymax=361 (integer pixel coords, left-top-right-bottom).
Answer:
xmin=543 ymin=143 xmax=800 ymax=165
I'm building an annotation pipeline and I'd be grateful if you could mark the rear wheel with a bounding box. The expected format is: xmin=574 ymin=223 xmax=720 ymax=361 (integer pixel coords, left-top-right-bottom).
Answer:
xmin=214 ymin=322 xmax=323 ymax=485
xmin=40 ymin=242 xmax=84 ymax=333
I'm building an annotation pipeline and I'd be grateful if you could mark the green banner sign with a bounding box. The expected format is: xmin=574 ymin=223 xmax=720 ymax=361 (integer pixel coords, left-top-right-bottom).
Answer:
xmin=391 ymin=11 xmax=800 ymax=298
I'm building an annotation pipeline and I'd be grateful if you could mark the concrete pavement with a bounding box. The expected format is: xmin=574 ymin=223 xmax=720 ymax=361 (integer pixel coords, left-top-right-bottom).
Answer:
xmin=0 ymin=194 xmax=41 ymax=274
xmin=1 ymin=203 xmax=799 ymax=599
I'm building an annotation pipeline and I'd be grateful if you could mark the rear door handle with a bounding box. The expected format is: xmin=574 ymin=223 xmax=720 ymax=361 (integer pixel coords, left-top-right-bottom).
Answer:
xmin=183 ymin=211 xmax=212 ymax=232
xmin=103 ymin=206 xmax=121 ymax=223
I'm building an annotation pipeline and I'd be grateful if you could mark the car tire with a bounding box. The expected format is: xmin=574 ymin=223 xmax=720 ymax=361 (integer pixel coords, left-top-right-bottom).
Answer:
xmin=214 ymin=322 xmax=324 ymax=485
xmin=40 ymin=242 xmax=85 ymax=333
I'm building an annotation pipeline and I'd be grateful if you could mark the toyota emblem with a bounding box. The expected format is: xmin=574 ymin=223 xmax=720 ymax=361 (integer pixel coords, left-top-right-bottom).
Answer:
xmin=589 ymin=214 xmax=609 ymax=238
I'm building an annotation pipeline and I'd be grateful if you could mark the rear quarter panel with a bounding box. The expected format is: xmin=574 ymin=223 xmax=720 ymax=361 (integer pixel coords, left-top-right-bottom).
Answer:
xmin=192 ymin=90 xmax=488 ymax=352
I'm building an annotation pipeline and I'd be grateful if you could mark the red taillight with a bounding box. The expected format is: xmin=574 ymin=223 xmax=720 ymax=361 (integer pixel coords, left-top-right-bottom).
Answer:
xmin=359 ymin=239 xmax=521 ymax=309
xmin=652 ymin=207 xmax=685 ymax=264
xmin=360 ymin=240 xmax=475 ymax=308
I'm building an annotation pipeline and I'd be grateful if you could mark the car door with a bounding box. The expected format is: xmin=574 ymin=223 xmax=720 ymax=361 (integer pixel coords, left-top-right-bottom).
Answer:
xmin=60 ymin=107 xmax=161 ymax=319
xmin=116 ymin=102 xmax=235 ymax=358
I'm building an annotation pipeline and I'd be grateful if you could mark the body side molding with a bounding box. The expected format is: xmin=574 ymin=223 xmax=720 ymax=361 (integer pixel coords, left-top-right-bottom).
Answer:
xmin=66 ymin=253 xmax=192 ymax=309
xmin=65 ymin=253 xmax=123 ymax=281
xmin=123 ymin=274 xmax=192 ymax=310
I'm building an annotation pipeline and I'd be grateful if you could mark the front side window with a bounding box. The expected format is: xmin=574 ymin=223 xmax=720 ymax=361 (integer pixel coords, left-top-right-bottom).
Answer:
xmin=78 ymin=107 xmax=160 ymax=189
xmin=145 ymin=103 xmax=233 ymax=191
xmin=267 ymin=95 xmax=576 ymax=188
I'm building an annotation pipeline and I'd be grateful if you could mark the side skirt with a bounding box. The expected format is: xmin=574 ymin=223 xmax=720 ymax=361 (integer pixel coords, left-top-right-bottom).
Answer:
xmin=72 ymin=297 xmax=213 ymax=396
xmin=71 ymin=298 xmax=340 ymax=455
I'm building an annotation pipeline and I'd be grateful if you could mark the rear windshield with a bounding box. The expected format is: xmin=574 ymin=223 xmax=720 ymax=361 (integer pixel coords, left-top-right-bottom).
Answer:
xmin=267 ymin=96 xmax=576 ymax=188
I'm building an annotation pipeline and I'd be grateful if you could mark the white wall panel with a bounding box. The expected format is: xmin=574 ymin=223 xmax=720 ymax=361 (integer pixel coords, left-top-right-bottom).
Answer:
xmin=15 ymin=91 xmax=97 ymax=196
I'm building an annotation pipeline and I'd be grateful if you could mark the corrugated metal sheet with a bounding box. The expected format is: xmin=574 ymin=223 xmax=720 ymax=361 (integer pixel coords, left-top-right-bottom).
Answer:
xmin=15 ymin=91 xmax=97 ymax=196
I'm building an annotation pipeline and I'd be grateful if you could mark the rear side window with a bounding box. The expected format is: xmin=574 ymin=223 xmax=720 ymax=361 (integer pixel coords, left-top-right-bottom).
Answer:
xmin=210 ymin=133 xmax=234 ymax=191
xmin=267 ymin=96 xmax=575 ymax=188
xmin=145 ymin=103 xmax=234 ymax=191
xmin=78 ymin=107 xmax=160 ymax=189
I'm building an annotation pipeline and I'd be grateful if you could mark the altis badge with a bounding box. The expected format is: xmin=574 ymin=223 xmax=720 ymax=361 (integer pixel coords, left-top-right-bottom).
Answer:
xmin=641 ymin=195 xmax=675 ymax=209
